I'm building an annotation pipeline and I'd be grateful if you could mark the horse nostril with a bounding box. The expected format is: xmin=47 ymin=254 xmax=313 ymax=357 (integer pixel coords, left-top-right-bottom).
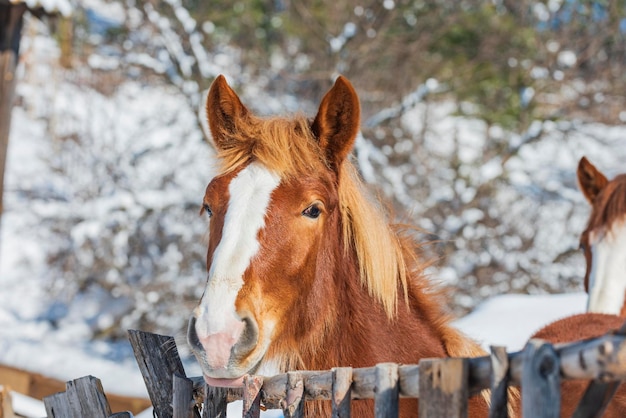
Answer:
xmin=187 ymin=316 xmax=203 ymax=351
xmin=237 ymin=316 xmax=259 ymax=350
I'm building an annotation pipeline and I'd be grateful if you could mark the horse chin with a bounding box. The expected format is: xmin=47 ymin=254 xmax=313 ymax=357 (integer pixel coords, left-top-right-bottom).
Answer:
xmin=199 ymin=351 xmax=266 ymax=388
xmin=203 ymin=374 xmax=246 ymax=388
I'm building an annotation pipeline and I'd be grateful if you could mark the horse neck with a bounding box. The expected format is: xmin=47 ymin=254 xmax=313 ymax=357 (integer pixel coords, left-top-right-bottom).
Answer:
xmin=294 ymin=227 xmax=480 ymax=371
xmin=586 ymin=219 xmax=626 ymax=316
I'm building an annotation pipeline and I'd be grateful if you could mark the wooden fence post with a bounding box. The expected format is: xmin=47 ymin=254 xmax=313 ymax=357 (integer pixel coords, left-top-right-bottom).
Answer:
xmin=521 ymin=339 xmax=560 ymax=418
xmin=44 ymin=392 xmax=70 ymax=418
xmin=128 ymin=330 xmax=187 ymax=418
xmin=0 ymin=2 xmax=26 ymax=231
xmin=281 ymin=372 xmax=304 ymax=418
xmin=489 ymin=346 xmax=509 ymax=418
xmin=572 ymin=383 xmax=619 ymax=418
xmin=418 ymin=357 xmax=468 ymax=418
xmin=203 ymin=385 xmax=228 ymax=418
xmin=242 ymin=375 xmax=264 ymax=418
xmin=66 ymin=376 xmax=112 ymax=418
xmin=0 ymin=385 xmax=15 ymax=418
xmin=44 ymin=375 xmax=115 ymax=418
xmin=331 ymin=367 xmax=352 ymax=418
xmin=173 ymin=373 xmax=200 ymax=418
xmin=375 ymin=363 xmax=399 ymax=418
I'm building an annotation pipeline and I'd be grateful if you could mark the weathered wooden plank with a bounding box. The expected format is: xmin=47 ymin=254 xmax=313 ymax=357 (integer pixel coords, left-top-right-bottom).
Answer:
xmin=1 ymin=385 xmax=15 ymax=418
xmin=173 ymin=373 xmax=200 ymax=418
xmin=418 ymin=358 xmax=468 ymax=418
xmin=488 ymin=346 xmax=509 ymax=418
xmin=572 ymin=381 xmax=619 ymax=418
xmin=331 ymin=367 xmax=352 ymax=418
xmin=242 ymin=375 xmax=263 ymax=418
xmin=301 ymin=370 xmax=332 ymax=401
xmin=521 ymin=339 xmax=560 ymax=418
xmin=65 ymin=375 xmax=112 ymax=418
xmin=128 ymin=330 xmax=186 ymax=418
xmin=375 ymin=363 xmax=399 ymax=418
xmin=281 ymin=372 xmax=304 ymax=418
xmin=192 ymin=377 xmax=241 ymax=415
xmin=203 ymin=385 xmax=228 ymax=418
xmin=44 ymin=392 xmax=71 ymax=418
xmin=398 ymin=365 xmax=420 ymax=398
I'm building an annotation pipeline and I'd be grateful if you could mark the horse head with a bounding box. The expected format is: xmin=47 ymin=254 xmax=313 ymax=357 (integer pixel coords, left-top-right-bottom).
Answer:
xmin=577 ymin=156 xmax=626 ymax=316
xmin=187 ymin=75 xmax=361 ymax=386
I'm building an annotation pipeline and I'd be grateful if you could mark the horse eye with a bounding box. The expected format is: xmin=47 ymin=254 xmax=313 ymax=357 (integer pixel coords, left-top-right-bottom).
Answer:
xmin=302 ymin=204 xmax=321 ymax=219
xmin=203 ymin=204 xmax=213 ymax=218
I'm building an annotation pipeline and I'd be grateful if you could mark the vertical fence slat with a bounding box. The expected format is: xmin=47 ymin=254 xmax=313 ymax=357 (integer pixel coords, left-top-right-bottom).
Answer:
xmin=242 ymin=375 xmax=264 ymax=418
xmin=128 ymin=330 xmax=186 ymax=418
xmin=44 ymin=392 xmax=71 ymax=418
xmin=375 ymin=363 xmax=399 ymax=418
xmin=65 ymin=376 xmax=113 ymax=418
xmin=488 ymin=346 xmax=509 ymax=418
xmin=418 ymin=358 xmax=468 ymax=418
xmin=173 ymin=373 xmax=200 ymax=418
xmin=203 ymin=385 xmax=228 ymax=418
xmin=572 ymin=380 xmax=619 ymax=418
xmin=331 ymin=367 xmax=352 ymax=418
xmin=281 ymin=372 xmax=304 ymax=418
xmin=521 ymin=339 xmax=560 ymax=418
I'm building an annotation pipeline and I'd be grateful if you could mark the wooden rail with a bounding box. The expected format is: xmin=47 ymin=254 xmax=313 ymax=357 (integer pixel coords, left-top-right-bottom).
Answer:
xmin=40 ymin=328 xmax=626 ymax=417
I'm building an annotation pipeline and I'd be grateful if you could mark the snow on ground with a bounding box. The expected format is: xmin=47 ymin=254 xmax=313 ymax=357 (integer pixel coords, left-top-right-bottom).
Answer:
xmin=453 ymin=292 xmax=587 ymax=352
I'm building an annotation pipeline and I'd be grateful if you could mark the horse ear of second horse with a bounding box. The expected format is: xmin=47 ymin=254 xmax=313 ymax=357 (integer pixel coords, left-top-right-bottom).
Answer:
xmin=311 ymin=76 xmax=361 ymax=171
xmin=577 ymin=156 xmax=609 ymax=203
xmin=205 ymin=75 xmax=249 ymax=151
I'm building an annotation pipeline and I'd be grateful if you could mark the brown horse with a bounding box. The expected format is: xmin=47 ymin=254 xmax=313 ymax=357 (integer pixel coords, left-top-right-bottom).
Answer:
xmin=186 ymin=75 xmax=491 ymax=416
xmin=529 ymin=157 xmax=626 ymax=417
xmin=576 ymin=156 xmax=626 ymax=317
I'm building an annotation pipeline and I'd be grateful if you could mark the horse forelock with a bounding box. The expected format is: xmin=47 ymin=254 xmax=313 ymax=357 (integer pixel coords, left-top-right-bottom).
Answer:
xmin=214 ymin=113 xmax=326 ymax=178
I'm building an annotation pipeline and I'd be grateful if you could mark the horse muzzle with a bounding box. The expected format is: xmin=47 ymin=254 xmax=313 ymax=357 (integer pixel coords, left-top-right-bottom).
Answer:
xmin=187 ymin=314 xmax=260 ymax=384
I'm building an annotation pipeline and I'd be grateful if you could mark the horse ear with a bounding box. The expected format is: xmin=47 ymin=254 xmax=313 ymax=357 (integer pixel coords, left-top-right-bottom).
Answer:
xmin=205 ymin=75 xmax=249 ymax=150
xmin=577 ymin=156 xmax=608 ymax=203
xmin=311 ymin=76 xmax=361 ymax=170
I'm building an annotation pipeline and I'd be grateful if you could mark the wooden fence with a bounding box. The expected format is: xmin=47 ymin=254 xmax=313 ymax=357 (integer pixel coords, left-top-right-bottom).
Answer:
xmin=41 ymin=328 xmax=626 ymax=418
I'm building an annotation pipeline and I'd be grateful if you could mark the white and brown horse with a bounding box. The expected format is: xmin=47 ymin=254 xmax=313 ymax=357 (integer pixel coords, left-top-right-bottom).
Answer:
xmin=187 ymin=75 xmax=491 ymax=416
xmin=530 ymin=157 xmax=626 ymax=416
xmin=576 ymin=156 xmax=626 ymax=316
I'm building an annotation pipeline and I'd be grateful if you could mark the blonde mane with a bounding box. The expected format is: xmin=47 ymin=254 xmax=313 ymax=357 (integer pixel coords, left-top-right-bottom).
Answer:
xmin=213 ymin=113 xmax=409 ymax=318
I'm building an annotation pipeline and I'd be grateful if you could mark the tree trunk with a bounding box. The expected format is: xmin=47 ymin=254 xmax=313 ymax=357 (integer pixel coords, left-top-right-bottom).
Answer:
xmin=0 ymin=2 xmax=27 ymax=250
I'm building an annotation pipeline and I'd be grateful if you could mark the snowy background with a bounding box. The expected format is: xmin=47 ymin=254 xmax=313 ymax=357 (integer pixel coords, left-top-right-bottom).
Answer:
xmin=1 ymin=1 xmax=626 ymax=417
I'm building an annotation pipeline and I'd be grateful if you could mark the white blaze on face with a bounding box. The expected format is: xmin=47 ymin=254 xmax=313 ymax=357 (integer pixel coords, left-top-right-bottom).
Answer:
xmin=196 ymin=162 xmax=281 ymax=338
xmin=587 ymin=222 xmax=626 ymax=315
